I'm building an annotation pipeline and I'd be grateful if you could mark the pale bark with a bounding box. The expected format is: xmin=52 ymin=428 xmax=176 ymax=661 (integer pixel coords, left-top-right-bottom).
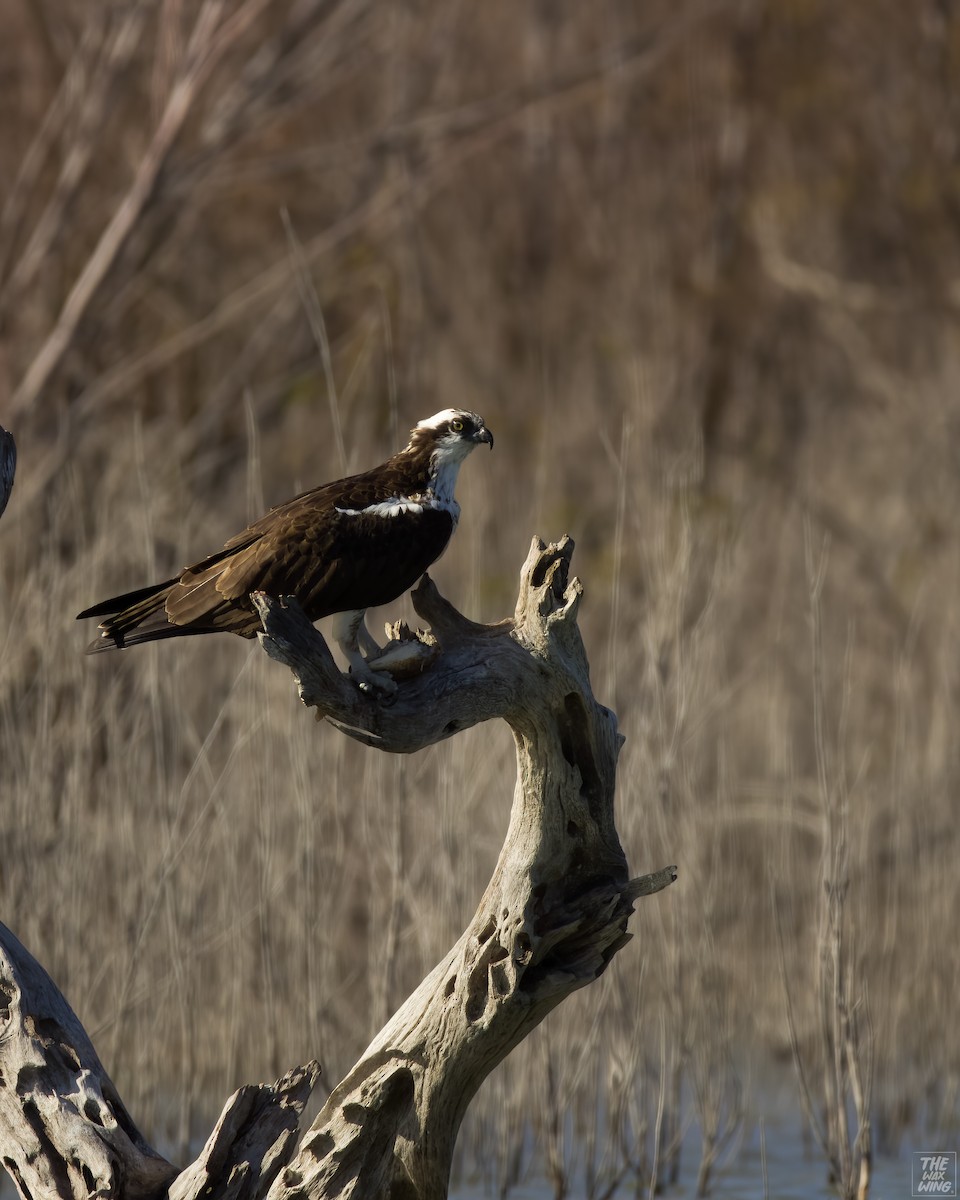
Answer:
xmin=0 ymin=920 xmax=319 ymax=1200
xmin=0 ymin=535 xmax=675 ymax=1200
xmin=0 ymin=923 xmax=178 ymax=1200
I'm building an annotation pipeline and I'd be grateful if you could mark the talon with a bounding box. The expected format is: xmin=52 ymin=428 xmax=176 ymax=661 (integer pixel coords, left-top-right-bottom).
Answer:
xmin=350 ymin=664 xmax=398 ymax=696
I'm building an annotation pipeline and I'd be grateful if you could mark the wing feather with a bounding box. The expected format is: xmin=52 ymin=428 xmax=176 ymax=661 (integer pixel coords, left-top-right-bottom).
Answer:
xmin=93 ymin=471 xmax=457 ymax=640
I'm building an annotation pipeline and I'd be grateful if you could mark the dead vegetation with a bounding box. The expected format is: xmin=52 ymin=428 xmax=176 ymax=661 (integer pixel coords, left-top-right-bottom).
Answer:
xmin=2 ymin=0 xmax=959 ymax=1194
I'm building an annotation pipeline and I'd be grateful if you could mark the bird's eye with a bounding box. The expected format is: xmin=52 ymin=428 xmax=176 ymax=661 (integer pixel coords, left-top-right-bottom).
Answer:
xmin=450 ymin=418 xmax=464 ymax=432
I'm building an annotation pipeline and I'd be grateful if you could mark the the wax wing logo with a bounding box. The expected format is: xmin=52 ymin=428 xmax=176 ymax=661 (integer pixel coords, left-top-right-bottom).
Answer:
xmin=913 ymin=1152 xmax=957 ymax=1196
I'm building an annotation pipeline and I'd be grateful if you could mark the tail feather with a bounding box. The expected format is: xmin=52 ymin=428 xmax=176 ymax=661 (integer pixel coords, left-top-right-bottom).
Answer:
xmin=77 ymin=579 xmax=176 ymax=621
xmin=79 ymin=579 xmax=178 ymax=652
xmin=84 ymin=622 xmax=212 ymax=654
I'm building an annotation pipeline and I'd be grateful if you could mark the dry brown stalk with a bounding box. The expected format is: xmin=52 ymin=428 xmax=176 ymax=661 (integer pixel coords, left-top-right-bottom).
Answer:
xmin=66 ymin=1 xmax=720 ymax=420
xmin=5 ymin=1 xmax=953 ymax=1188
xmin=2 ymin=5 xmax=149 ymax=303
xmin=774 ymin=528 xmax=874 ymax=1200
xmin=0 ymin=16 xmax=108 ymax=290
xmin=7 ymin=0 xmax=281 ymax=420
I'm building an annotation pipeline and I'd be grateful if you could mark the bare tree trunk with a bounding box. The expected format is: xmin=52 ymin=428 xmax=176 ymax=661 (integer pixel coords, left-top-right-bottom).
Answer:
xmin=0 ymin=535 xmax=675 ymax=1200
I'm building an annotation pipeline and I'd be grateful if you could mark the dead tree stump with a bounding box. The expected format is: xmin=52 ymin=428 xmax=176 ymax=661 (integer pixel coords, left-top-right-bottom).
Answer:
xmin=0 ymin=535 xmax=675 ymax=1200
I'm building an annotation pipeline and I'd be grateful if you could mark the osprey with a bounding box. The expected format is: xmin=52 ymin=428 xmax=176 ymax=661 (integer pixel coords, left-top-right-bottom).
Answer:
xmin=77 ymin=409 xmax=493 ymax=691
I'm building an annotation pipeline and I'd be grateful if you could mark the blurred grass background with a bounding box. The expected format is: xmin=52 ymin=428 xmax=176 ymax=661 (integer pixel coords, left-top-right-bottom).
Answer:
xmin=1 ymin=0 xmax=959 ymax=1193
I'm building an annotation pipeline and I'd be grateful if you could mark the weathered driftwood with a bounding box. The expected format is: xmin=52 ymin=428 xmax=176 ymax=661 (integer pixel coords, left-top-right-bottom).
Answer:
xmin=0 ymin=919 xmax=319 ymax=1200
xmin=0 ymin=923 xmax=178 ymax=1200
xmin=0 ymin=535 xmax=675 ymax=1200
xmin=0 ymin=424 xmax=15 ymax=519
xmin=254 ymin=536 xmax=675 ymax=1199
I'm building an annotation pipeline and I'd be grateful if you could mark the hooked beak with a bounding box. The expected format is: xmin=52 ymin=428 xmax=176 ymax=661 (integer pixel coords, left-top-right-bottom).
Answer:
xmin=474 ymin=425 xmax=494 ymax=449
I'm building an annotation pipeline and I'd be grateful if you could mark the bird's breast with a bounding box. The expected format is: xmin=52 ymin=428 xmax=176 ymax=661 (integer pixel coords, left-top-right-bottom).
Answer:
xmin=333 ymin=490 xmax=458 ymax=521
xmin=296 ymin=504 xmax=456 ymax=620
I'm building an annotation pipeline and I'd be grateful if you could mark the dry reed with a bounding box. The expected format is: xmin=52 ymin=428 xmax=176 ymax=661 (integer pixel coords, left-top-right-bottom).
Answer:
xmin=2 ymin=2 xmax=959 ymax=1195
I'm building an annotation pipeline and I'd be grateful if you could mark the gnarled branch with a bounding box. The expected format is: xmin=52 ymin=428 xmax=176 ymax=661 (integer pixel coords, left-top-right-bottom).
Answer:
xmin=256 ymin=536 xmax=675 ymax=1199
xmin=0 ymin=535 xmax=675 ymax=1200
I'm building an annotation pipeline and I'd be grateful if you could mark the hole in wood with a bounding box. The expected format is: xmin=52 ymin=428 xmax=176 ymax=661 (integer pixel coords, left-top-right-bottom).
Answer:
xmin=557 ymin=693 xmax=603 ymax=817
xmin=490 ymin=962 xmax=510 ymax=997
xmin=531 ymin=550 xmax=569 ymax=594
xmin=38 ymin=1018 xmax=80 ymax=1071
xmin=465 ymin=978 xmax=486 ymax=1024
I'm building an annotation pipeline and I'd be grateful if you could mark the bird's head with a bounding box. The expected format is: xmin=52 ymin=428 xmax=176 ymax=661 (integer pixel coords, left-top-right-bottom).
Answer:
xmin=407 ymin=409 xmax=494 ymax=467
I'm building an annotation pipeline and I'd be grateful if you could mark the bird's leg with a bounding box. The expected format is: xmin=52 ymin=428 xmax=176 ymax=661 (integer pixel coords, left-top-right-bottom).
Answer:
xmin=331 ymin=609 xmax=397 ymax=695
xmin=356 ymin=615 xmax=383 ymax=660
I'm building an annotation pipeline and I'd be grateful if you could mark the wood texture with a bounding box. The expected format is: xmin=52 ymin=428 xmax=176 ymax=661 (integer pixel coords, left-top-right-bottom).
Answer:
xmin=0 ymin=923 xmax=178 ymax=1200
xmin=255 ymin=536 xmax=676 ymax=1199
xmin=0 ymin=922 xmax=319 ymax=1200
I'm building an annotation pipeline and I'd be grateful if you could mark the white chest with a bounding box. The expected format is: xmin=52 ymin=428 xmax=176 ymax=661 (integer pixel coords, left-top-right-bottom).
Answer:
xmin=335 ymin=458 xmax=462 ymax=524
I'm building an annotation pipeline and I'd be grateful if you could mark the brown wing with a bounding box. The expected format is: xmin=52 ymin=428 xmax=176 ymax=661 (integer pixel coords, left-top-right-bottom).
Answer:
xmin=78 ymin=449 xmax=462 ymax=649
xmin=163 ymin=492 xmax=454 ymax=635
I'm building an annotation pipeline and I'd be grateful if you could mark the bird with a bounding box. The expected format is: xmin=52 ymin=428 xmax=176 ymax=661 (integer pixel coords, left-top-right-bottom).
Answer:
xmin=77 ymin=409 xmax=493 ymax=692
